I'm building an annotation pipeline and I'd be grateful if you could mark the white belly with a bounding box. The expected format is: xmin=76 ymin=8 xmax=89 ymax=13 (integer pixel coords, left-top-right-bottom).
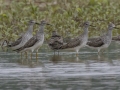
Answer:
xmin=68 ymin=40 xmax=87 ymax=51
xmin=23 ymin=38 xmax=44 ymax=52
xmin=100 ymin=44 xmax=109 ymax=49
xmin=31 ymin=40 xmax=44 ymax=51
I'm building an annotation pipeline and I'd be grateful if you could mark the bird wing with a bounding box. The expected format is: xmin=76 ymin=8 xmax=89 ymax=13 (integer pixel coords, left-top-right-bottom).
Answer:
xmin=49 ymin=35 xmax=64 ymax=49
xmin=8 ymin=36 xmax=22 ymax=47
xmin=51 ymin=41 xmax=63 ymax=49
xmin=87 ymin=37 xmax=104 ymax=47
xmin=49 ymin=36 xmax=63 ymax=45
xmin=24 ymin=36 xmax=38 ymax=48
xmin=48 ymin=37 xmax=55 ymax=45
xmin=15 ymin=36 xmax=38 ymax=52
xmin=60 ymin=37 xmax=81 ymax=49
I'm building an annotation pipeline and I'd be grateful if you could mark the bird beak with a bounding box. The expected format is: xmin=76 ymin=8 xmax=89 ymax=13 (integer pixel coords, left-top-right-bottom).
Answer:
xmin=35 ymin=22 xmax=40 ymax=25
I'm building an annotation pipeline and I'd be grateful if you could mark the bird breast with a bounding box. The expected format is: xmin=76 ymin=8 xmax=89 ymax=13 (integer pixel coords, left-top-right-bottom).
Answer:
xmin=33 ymin=35 xmax=44 ymax=50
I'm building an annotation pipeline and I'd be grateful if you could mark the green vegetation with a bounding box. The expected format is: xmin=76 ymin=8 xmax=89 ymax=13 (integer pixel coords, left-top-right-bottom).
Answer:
xmin=0 ymin=0 xmax=120 ymax=42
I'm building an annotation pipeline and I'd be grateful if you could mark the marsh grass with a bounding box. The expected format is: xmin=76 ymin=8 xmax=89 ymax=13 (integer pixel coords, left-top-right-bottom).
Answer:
xmin=0 ymin=0 xmax=120 ymax=43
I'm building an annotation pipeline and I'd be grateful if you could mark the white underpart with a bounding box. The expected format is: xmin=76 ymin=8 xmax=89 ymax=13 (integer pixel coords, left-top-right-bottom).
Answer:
xmin=87 ymin=43 xmax=109 ymax=52
xmin=75 ymin=37 xmax=88 ymax=54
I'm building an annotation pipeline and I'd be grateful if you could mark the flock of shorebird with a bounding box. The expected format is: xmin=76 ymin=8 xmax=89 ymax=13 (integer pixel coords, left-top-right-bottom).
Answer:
xmin=6 ymin=20 xmax=120 ymax=59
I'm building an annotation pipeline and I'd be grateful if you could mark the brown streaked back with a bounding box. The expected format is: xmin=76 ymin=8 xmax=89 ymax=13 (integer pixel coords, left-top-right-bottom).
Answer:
xmin=87 ymin=37 xmax=104 ymax=47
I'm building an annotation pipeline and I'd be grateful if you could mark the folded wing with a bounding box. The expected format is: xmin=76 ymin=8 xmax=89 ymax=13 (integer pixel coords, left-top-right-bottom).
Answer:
xmin=87 ymin=37 xmax=104 ymax=47
xmin=60 ymin=38 xmax=81 ymax=49
xmin=8 ymin=36 xmax=22 ymax=47
xmin=15 ymin=36 xmax=37 ymax=52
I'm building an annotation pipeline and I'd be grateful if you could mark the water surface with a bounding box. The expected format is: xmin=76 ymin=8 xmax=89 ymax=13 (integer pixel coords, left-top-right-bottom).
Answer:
xmin=0 ymin=42 xmax=120 ymax=90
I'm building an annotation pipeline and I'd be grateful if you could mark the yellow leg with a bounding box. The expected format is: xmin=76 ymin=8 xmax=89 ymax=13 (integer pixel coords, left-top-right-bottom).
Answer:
xmin=97 ymin=49 xmax=100 ymax=55
xmin=76 ymin=50 xmax=79 ymax=56
xmin=76 ymin=53 xmax=78 ymax=57
xmin=36 ymin=52 xmax=38 ymax=60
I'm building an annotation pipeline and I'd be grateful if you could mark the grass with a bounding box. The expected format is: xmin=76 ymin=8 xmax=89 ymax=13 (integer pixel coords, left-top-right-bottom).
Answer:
xmin=0 ymin=0 xmax=120 ymax=42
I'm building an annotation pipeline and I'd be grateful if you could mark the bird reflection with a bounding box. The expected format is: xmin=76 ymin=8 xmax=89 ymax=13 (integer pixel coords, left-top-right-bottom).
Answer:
xmin=50 ymin=54 xmax=84 ymax=63
xmin=87 ymin=53 xmax=114 ymax=65
xmin=50 ymin=55 xmax=63 ymax=63
xmin=18 ymin=58 xmax=44 ymax=67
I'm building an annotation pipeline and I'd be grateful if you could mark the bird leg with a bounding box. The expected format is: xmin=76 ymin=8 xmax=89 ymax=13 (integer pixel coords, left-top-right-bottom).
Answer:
xmin=76 ymin=50 xmax=79 ymax=56
xmin=97 ymin=49 xmax=100 ymax=55
xmin=76 ymin=53 xmax=78 ymax=57
xmin=98 ymin=54 xmax=100 ymax=60
xmin=101 ymin=48 xmax=106 ymax=54
xmin=54 ymin=50 xmax=55 ymax=55
xmin=57 ymin=50 xmax=59 ymax=55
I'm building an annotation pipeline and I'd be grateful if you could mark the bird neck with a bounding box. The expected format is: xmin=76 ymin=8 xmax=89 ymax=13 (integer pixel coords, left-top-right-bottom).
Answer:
xmin=37 ymin=25 xmax=45 ymax=36
xmin=106 ymin=27 xmax=112 ymax=38
xmin=82 ymin=27 xmax=88 ymax=36
xmin=27 ymin=24 xmax=34 ymax=33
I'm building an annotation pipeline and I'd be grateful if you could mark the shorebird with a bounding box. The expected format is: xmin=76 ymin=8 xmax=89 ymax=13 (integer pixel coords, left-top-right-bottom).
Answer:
xmin=58 ymin=21 xmax=93 ymax=55
xmin=14 ymin=20 xmax=51 ymax=60
xmin=87 ymin=22 xmax=118 ymax=54
xmin=48 ymin=31 xmax=64 ymax=54
xmin=8 ymin=20 xmax=39 ymax=50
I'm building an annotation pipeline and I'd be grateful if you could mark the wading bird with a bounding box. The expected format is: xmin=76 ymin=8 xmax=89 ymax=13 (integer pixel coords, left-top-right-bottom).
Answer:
xmin=48 ymin=31 xmax=64 ymax=55
xmin=59 ymin=21 xmax=93 ymax=55
xmin=87 ymin=22 xmax=118 ymax=55
xmin=14 ymin=20 xmax=51 ymax=60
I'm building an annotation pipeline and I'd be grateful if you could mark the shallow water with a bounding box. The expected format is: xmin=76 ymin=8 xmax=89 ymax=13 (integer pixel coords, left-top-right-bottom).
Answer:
xmin=0 ymin=42 xmax=120 ymax=90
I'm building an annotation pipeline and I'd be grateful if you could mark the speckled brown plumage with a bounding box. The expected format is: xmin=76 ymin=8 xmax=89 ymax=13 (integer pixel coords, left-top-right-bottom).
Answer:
xmin=59 ymin=37 xmax=81 ymax=49
xmin=15 ymin=36 xmax=38 ymax=52
xmin=87 ymin=37 xmax=104 ymax=47
xmin=8 ymin=36 xmax=22 ymax=47
xmin=49 ymin=31 xmax=64 ymax=50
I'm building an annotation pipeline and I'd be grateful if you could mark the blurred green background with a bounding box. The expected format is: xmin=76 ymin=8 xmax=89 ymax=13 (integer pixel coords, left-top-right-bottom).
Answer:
xmin=0 ymin=0 xmax=120 ymax=42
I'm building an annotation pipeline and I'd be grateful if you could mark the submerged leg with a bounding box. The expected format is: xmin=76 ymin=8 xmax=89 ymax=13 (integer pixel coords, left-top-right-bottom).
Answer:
xmin=76 ymin=50 xmax=79 ymax=56
xmin=97 ymin=49 xmax=100 ymax=55
xmin=101 ymin=48 xmax=106 ymax=54
xmin=76 ymin=53 xmax=78 ymax=56
xmin=58 ymin=50 xmax=59 ymax=55
xmin=36 ymin=49 xmax=39 ymax=60
xmin=54 ymin=50 xmax=55 ymax=55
